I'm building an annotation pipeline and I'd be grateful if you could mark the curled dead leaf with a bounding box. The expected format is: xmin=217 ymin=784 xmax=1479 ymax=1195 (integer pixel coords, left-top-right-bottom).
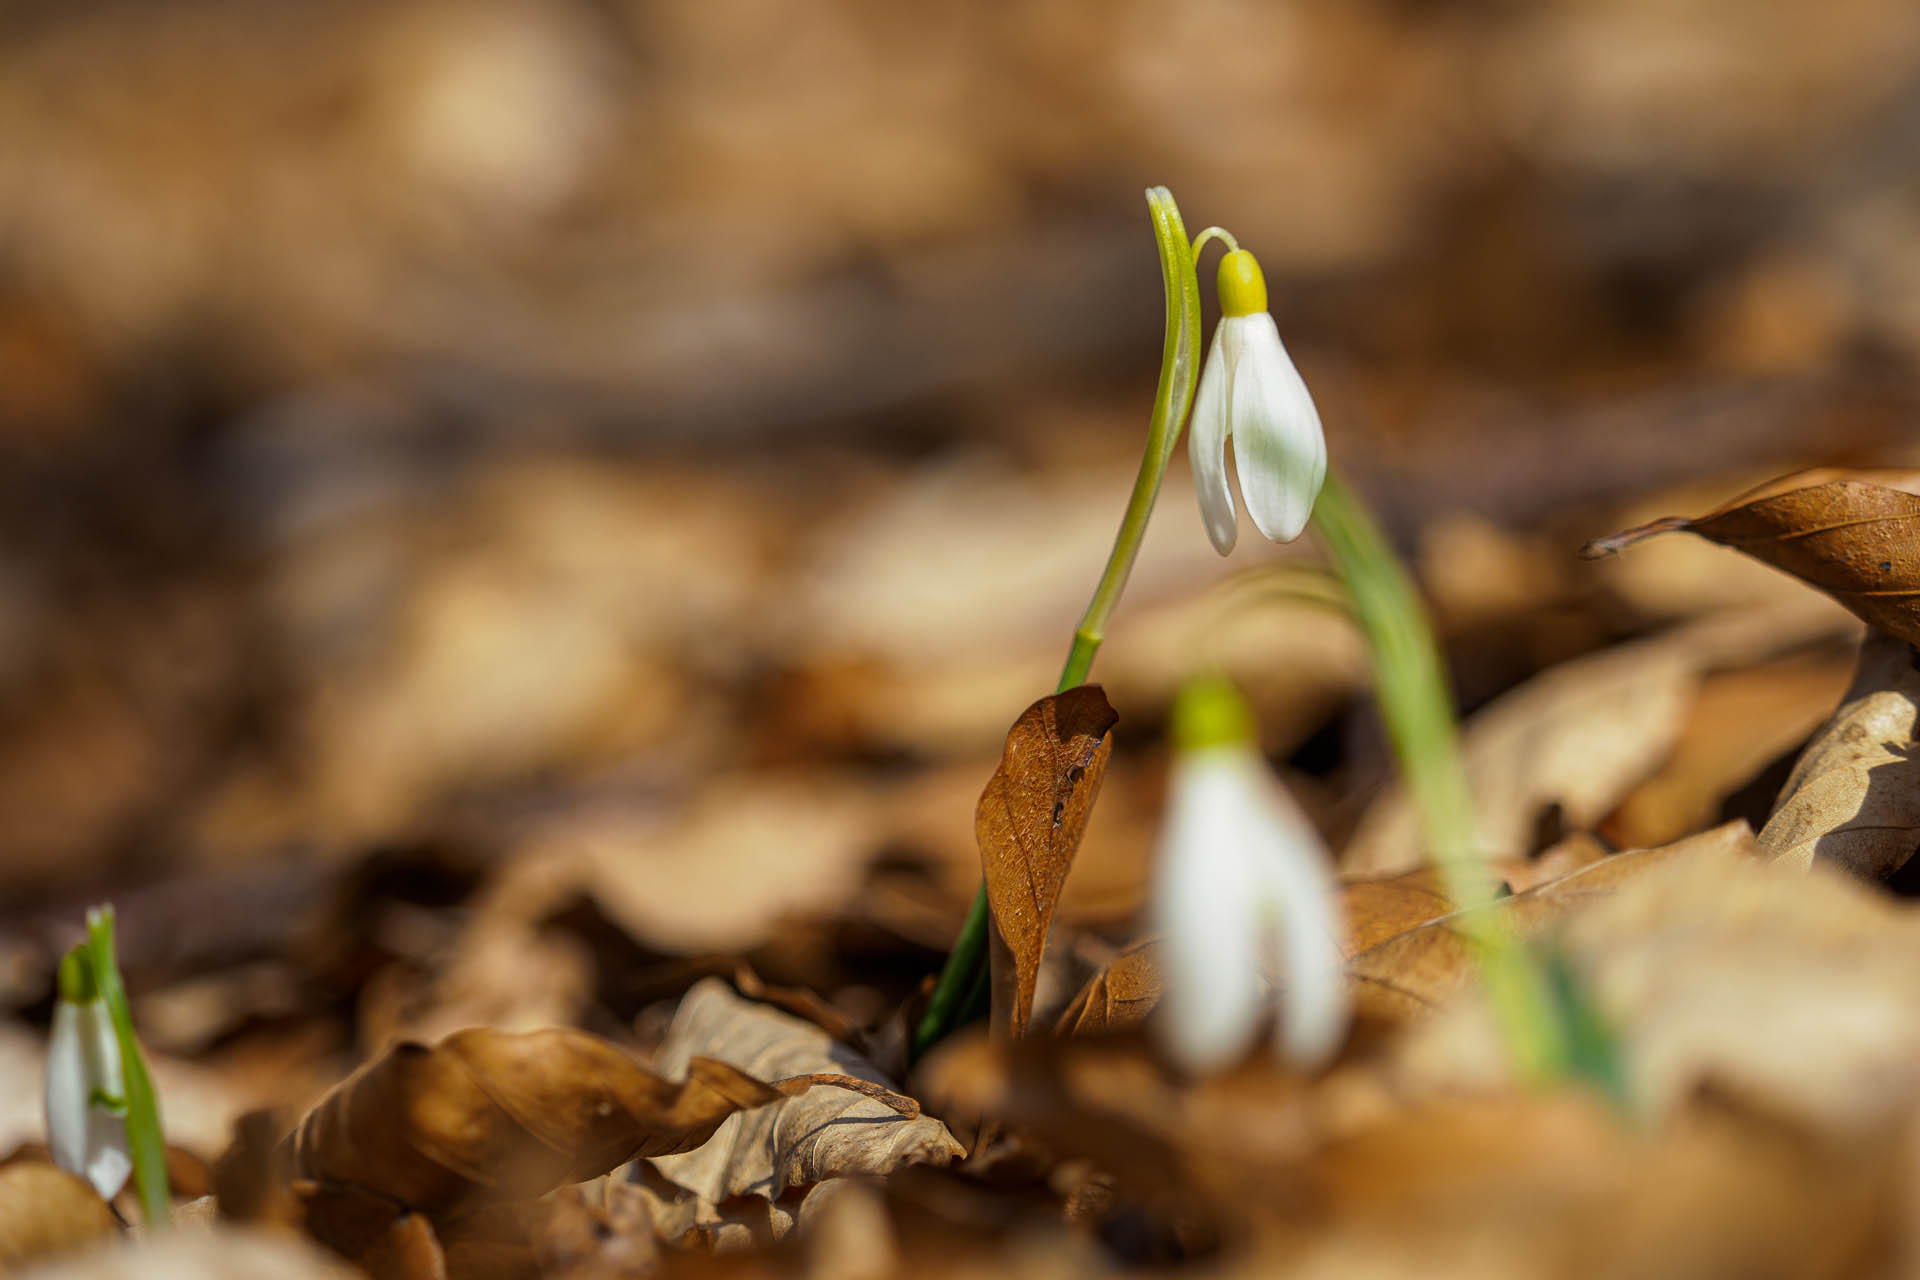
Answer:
xmin=977 ymin=686 xmax=1118 ymax=1037
xmin=289 ymin=1023 xmax=914 ymax=1250
xmin=1583 ymin=468 xmax=1920 ymax=647
xmin=1757 ymin=627 xmax=1920 ymax=879
xmin=648 ymin=979 xmax=962 ymax=1223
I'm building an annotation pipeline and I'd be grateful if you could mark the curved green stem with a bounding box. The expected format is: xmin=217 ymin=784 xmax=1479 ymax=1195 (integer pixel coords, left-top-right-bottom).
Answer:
xmin=86 ymin=907 xmax=170 ymax=1226
xmin=912 ymin=187 xmax=1204 ymax=1059
xmin=1309 ymin=475 xmax=1565 ymax=1081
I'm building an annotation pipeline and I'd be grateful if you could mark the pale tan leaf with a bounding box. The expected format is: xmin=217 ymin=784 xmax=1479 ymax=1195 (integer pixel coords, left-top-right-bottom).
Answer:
xmin=1343 ymin=603 xmax=1856 ymax=875
xmin=1349 ymin=821 xmax=1758 ymax=1022
xmin=1403 ymin=845 xmax=1920 ymax=1137
xmin=1607 ymin=648 xmax=1854 ymax=849
xmin=13 ymin=1226 xmax=362 ymax=1280
xmin=0 ymin=1163 xmax=118 ymax=1274
xmin=1757 ymin=627 xmax=1920 ymax=879
xmin=648 ymin=979 xmax=962 ymax=1214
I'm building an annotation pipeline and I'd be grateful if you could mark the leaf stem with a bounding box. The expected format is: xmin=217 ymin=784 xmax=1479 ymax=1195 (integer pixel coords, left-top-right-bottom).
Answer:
xmin=85 ymin=907 xmax=170 ymax=1226
xmin=1308 ymin=474 xmax=1566 ymax=1080
xmin=912 ymin=187 xmax=1204 ymax=1058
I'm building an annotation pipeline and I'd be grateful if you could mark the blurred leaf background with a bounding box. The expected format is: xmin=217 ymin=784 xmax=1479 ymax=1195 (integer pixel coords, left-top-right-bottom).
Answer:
xmin=0 ymin=0 xmax=1916 ymax=1154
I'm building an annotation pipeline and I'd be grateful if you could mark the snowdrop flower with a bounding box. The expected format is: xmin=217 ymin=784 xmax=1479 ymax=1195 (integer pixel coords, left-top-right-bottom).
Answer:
xmin=1152 ymin=675 xmax=1347 ymax=1073
xmin=45 ymin=946 xmax=131 ymax=1200
xmin=1189 ymin=247 xmax=1327 ymax=553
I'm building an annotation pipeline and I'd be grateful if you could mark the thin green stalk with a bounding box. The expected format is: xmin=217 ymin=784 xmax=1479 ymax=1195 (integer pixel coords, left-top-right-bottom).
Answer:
xmin=912 ymin=187 xmax=1204 ymax=1058
xmin=1309 ymin=474 xmax=1565 ymax=1080
xmin=86 ymin=907 xmax=170 ymax=1226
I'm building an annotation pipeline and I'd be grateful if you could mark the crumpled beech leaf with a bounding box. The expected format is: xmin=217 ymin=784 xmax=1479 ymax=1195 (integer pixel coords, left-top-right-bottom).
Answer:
xmin=288 ymin=1026 xmax=916 ymax=1230
xmin=1583 ymin=468 xmax=1920 ymax=647
xmin=977 ymin=685 xmax=1118 ymax=1037
xmin=648 ymin=979 xmax=963 ymax=1216
xmin=1757 ymin=627 xmax=1920 ymax=879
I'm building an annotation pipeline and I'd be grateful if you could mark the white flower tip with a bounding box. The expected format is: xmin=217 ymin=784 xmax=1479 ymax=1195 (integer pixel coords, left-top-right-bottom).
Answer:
xmin=1274 ymin=941 xmax=1349 ymax=1069
xmin=1151 ymin=741 xmax=1351 ymax=1077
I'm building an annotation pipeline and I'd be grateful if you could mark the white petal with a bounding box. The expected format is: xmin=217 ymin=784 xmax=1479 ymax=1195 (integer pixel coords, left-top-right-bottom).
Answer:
xmin=1246 ymin=782 xmax=1349 ymax=1066
xmin=1225 ymin=315 xmax=1326 ymax=543
xmin=45 ymin=1002 xmax=89 ymax=1179
xmin=82 ymin=1111 xmax=133 ymax=1203
xmin=1186 ymin=324 xmax=1238 ymax=555
xmin=1152 ymin=752 xmax=1267 ymax=1071
xmin=45 ymin=1000 xmax=131 ymax=1200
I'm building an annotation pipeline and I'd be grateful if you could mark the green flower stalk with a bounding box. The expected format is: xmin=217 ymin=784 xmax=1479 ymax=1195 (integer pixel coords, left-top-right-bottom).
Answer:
xmin=46 ymin=906 xmax=169 ymax=1225
xmin=913 ymin=187 xmax=1203 ymax=1057
xmin=1309 ymin=475 xmax=1567 ymax=1080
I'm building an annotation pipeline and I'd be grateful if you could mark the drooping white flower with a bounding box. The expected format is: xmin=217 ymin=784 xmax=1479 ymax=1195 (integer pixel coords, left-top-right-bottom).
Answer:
xmin=1152 ymin=675 xmax=1347 ymax=1073
xmin=45 ymin=946 xmax=132 ymax=1201
xmin=1188 ymin=248 xmax=1327 ymax=553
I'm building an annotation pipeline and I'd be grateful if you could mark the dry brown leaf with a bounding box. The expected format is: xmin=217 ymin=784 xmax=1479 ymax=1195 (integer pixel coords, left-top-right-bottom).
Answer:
xmin=916 ymin=1032 xmax=1190 ymax=1201
xmin=1756 ymin=628 xmax=1920 ymax=879
xmin=1054 ymin=939 xmax=1165 ymax=1037
xmin=1503 ymin=832 xmax=1613 ymax=892
xmin=1342 ymin=602 xmax=1853 ymax=874
xmin=1349 ymin=821 xmax=1758 ymax=1023
xmin=531 ymin=1183 xmax=658 ymax=1280
xmin=976 ymin=686 xmax=1117 ymax=1037
xmin=1294 ymin=1091 xmax=1891 ymax=1280
xmin=1584 ymin=468 xmax=1920 ymax=647
xmin=289 ymin=1024 xmax=913 ymax=1242
xmin=648 ymin=979 xmax=962 ymax=1219
xmin=1340 ymin=868 xmax=1459 ymax=957
xmin=358 ymin=1214 xmax=447 ymax=1280
xmin=625 ymin=1162 xmax=789 ymax=1254
xmin=0 ymin=1163 xmax=118 ymax=1274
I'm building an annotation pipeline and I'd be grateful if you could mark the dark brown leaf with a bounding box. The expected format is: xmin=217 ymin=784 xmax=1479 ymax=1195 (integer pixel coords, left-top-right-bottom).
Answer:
xmin=1582 ymin=469 xmax=1920 ymax=646
xmin=977 ymin=685 xmax=1118 ymax=1037
xmin=359 ymin=1214 xmax=448 ymax=1280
